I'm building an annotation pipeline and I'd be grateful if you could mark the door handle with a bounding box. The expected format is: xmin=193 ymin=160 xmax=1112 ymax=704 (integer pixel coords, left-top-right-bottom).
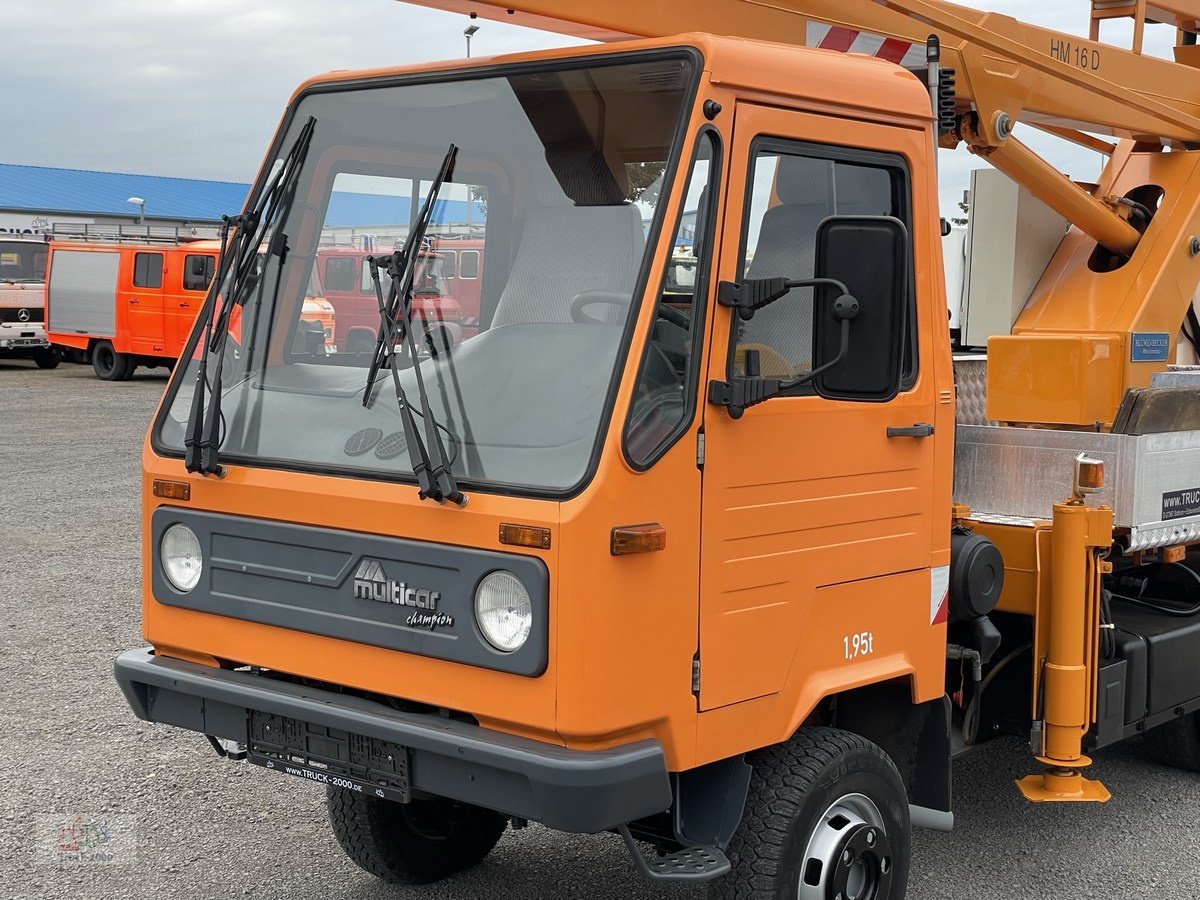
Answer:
xmin=178 ymin=302 xmax=190 ymax=308
xmin=128 ymin=298 xmax=140 ymax=304
xmin=887 ymin=423 xmax=935 ymax=438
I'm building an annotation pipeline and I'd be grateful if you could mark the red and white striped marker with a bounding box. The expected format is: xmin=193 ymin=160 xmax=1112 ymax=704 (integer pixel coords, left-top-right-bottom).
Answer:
xmin=806 ymin=22 xmax=927 ymax=69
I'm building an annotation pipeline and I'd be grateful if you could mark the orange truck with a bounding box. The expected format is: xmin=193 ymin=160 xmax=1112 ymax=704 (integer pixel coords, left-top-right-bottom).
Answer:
xmin=0 ymin=235 xmax=60 ymax=368
xmin=114 ymin=2 xmax=1200 ymax=897
xmin=46 ymin=238 xmax=335 ymax=380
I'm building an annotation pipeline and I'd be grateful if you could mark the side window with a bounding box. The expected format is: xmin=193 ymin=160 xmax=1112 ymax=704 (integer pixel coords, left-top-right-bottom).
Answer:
xmin=360 ymin=259 xmax=375 ymax=294
xmin=183 ymin=254 xmax=215 ymax=291
xmin=442 ymin=250 xmax=458 ymax=278
xmin=324 ymin=257 xmax=356 ymax=293
xmin=731 ymin=145 xmax=909 ymax=387
xmin=625 ymin=131 xmax=719 ymax=467
xmin=459 ymin=250 xmax=480 ymax=279
xmin=133 ymin=252 xmax=164 ymax=289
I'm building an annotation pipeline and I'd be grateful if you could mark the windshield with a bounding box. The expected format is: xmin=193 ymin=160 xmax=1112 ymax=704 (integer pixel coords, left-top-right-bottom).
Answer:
xmin=0 ymin=241 xmax=48 ymax=283
xmin=155 ymin=53 xmax=696 ymax=494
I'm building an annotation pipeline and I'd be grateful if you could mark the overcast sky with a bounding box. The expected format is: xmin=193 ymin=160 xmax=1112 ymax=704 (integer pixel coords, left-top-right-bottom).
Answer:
xmin=2 ymin=1 xmax=1177 ymax=215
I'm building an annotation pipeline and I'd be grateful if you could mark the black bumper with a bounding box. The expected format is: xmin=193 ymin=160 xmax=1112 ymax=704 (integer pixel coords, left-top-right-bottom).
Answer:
xmin=114 ymin=649 xmax=672 ymax=834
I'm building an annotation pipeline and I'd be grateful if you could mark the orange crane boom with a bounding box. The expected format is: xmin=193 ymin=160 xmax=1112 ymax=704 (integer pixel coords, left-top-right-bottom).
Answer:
xmin=416 ymin=0 xmax=1200 ymax=255
xmin=420 ymin=0 xmax=1200 ymax=142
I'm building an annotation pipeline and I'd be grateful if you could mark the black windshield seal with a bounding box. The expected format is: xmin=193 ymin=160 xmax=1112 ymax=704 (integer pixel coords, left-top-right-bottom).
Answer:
xmin=150 ymin=45 xmax=703 ymax=502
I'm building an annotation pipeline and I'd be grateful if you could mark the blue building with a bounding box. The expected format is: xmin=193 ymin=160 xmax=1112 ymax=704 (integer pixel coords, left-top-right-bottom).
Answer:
xmin=0 ymin=163 xmax=485 ymax=239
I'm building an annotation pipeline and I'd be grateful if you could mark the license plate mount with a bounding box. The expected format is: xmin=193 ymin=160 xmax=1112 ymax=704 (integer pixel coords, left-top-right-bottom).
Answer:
xmin=246 ymin=710 xmax=410 ymax=802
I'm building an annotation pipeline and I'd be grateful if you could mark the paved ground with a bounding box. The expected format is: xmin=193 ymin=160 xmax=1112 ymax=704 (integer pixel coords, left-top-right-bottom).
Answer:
xmin=2 ymin=358 xmax=1199 ymax=900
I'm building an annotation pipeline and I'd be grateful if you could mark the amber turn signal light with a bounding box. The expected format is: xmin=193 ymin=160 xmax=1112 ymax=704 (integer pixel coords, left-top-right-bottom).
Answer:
xmin=499 ymin=523 xmax=551 ymax=550
xmin=1073 ymin=453 xmax=1104 ymax=497
xmin=611 ymin=523 xmax=666 ymax=556
xmin=152 ymin=479 xmax=191 ymax=501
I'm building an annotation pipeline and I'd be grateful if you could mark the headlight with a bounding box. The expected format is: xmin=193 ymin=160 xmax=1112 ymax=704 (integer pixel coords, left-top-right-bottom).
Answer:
xmin=475 ymin=570 xmax=532 ymax=652
xmin=161 ymin=523 xmax=203 ymax=593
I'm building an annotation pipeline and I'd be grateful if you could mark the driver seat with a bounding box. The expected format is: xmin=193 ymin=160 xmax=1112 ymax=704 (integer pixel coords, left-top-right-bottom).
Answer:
xmin=490 ymin=143 xmax=645 ymax=328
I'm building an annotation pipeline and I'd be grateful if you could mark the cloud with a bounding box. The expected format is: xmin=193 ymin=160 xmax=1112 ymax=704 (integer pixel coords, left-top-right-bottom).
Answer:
xmin=4 ymin=0 xmax=1180 ymax=215
xmin=4 ymin=0 xmax=582 ymax=182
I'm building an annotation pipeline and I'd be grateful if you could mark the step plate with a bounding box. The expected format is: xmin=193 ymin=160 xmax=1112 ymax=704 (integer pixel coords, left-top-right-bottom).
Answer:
xmin=618 ymin=826 xmax=731 ymax=883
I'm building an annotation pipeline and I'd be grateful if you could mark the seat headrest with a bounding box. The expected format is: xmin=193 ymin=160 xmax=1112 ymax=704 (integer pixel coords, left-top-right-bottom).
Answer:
xmin=774 ymin=154 xmax=834 ymax=206
xmin=544 ymin=141 xmax=629 ymax=207
xmin=831 ymin=164 xmax=893 ymax=215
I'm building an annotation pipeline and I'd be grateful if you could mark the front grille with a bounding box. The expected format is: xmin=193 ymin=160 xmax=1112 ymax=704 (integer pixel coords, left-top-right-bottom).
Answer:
xmin=0 ymin=308 xmax=43 ymax=324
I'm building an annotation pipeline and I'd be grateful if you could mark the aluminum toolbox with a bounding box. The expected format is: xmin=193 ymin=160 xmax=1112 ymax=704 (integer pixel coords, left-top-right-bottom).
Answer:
xmin=955 ymin=425 xmax=1200 ymax=552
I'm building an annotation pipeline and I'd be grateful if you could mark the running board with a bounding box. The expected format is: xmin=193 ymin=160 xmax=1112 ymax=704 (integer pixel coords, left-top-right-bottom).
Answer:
xmin=617 ymin=825 xmax=731 ymax=882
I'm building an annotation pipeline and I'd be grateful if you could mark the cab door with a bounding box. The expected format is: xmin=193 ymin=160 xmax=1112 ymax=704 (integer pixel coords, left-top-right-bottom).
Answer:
xmin=698 ymin=104 xmax=938 ymax=711
xmin=125 ymin=250 xmax=167 ymax=355
xmin=172 ymin=251 xmax=214 ymax=352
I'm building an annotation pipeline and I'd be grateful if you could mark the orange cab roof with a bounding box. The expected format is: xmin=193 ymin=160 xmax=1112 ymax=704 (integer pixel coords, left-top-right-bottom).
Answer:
xmin=289 ymin=32 xmax=932 ymax=125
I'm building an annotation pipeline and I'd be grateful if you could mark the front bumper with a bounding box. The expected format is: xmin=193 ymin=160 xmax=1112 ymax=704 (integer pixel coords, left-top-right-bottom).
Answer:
xmin=114 ymin=648 xmax=672 ymax=833
xmin=0 ymin=327 xmax=49 ymax=352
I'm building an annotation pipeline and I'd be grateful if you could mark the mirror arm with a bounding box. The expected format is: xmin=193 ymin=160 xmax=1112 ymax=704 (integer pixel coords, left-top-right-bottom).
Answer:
xmin=709 ymin=298 xmax=857 ymax=419
xmin=718 ymin=277 xmax=851 ymax=321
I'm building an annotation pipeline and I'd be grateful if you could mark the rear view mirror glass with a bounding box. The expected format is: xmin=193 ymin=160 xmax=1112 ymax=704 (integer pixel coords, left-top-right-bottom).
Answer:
xmin=812 ymin=216 xmax=909 ymax=401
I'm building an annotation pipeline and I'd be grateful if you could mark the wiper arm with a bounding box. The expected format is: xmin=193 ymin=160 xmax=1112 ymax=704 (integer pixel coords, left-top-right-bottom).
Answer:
xmin=366 ymin=259 xmax=439 ymax=501
xmin=184 ymin=115 xmax=317 ymax=476
xmin=363 ymin=143 xmax=466 ymax=507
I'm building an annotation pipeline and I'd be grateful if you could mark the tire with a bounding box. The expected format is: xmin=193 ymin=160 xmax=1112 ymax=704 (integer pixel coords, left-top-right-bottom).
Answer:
xmin=1145 ymin=712 xmax=1200 ymax=772
xmin=34 ymin=347 xmax=62 ymax=369
xmin=712 ymin=728 xmax=910 ymax=900
xmin=326 ymin=785 xmax=506 ymax=885
xmin=92 ymin=341 xmax=133 ymax=381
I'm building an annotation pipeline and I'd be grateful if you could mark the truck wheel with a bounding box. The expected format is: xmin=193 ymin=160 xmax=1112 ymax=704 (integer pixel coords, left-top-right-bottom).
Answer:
xmin=1145 ymin=712 xmax=1200 ymax=772
xmin=34 ymin=347 xmax=62 ymax=369
xmin=92 ymin=341 xmax=132 ymax=381
xmin=326 ymin=785 xmax=506 ymax=885
xmin=712 ymin=728 xmax=909 ymax=900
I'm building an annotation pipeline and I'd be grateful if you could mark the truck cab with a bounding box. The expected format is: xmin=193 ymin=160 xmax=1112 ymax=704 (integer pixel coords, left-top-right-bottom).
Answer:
xmin=117 ymin=35 xmax=953 ymax=896
xmin=0 ymin=235 xmax=59 ymax=368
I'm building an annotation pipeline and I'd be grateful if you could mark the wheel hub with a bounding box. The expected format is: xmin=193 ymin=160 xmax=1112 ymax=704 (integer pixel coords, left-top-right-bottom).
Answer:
xmin=827 ymin=823 xmax=892 ymax=900
xmin=797 ymin=793 xmax=893 ymax=900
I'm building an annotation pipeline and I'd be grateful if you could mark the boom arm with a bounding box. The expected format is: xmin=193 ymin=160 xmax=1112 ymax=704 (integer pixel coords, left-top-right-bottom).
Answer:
xmin=416 ymin=0 xmax=1200 ymax=256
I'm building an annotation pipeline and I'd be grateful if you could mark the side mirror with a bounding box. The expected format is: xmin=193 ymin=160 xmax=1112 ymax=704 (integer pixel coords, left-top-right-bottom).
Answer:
xmin=812 ymin=216 xmax=909 ymax=402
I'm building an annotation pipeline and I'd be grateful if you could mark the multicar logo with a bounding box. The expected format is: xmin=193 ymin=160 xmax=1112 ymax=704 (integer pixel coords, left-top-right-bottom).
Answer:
xmin=352 ymin=558 xmax=454 ymax=631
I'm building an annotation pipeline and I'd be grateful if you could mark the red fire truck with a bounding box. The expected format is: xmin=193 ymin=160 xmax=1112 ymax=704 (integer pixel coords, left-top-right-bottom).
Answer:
xmin=315 ymin=245 xmax=466 ymax=353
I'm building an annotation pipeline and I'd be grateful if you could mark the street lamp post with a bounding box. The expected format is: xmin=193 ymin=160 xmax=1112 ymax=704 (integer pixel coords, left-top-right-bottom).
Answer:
xmin=127 ymin=196 xmax=146 ymax=226
xmin=464 ymin=24 xmax=479 ymax=58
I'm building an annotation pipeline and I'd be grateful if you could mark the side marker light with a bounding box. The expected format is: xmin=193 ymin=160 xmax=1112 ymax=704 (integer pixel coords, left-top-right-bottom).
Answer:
xmin=499 ymin=523 xmax=551 ymax=550
xmin=611 ymin=523 xmax=666 ymax=556
xmin=153 ymin=479 xmax=191 ymax=501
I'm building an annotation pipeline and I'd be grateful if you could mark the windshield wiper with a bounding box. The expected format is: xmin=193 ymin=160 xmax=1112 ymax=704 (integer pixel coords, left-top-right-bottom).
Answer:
xmin=184 ymin=115 xmax=316 ymax=476
xmin=363 ymin=143 xmax=466 ymax=507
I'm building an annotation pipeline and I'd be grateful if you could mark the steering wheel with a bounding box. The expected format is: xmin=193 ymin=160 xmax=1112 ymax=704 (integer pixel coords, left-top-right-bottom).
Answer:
xmin=570 ymin=291 xmax=629 ymax=324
